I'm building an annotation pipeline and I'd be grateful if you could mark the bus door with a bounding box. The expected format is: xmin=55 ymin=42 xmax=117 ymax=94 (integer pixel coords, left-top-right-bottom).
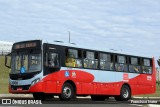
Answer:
xmin=43 ymin=45 xmax=60 ymax=75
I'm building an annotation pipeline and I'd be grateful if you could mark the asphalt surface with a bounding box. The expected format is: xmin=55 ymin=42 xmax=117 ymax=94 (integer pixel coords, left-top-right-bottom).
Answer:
xmin=0 ymin=95 xmax=160 ymax=107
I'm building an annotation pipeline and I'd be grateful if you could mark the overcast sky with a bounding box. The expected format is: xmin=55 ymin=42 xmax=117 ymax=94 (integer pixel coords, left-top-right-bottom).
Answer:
xmin=0 ymin=0 xmax=160 ymax=66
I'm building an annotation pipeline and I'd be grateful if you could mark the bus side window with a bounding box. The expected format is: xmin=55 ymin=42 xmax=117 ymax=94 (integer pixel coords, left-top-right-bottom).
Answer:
xmin=115 ymin=55 xmax=128 ymax=72
xmin=142 ymin=59 xmax=152 ymax=74
xmin=100 ymin=53 xmax=113 ymax=70
xmin=65 ymin=49 xmax=82 ymax=68
xmin=83 ymin=51 xmax=98 ymax=69
xmin=129 ymin=57 xmax=141 ymax=73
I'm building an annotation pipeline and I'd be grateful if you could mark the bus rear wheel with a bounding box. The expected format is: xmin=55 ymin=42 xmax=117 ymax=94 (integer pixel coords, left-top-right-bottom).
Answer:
xmin=115 ymin=85 xmax=131 ymax=101
xmin=59 ymin=83 xmax=75 ymax=101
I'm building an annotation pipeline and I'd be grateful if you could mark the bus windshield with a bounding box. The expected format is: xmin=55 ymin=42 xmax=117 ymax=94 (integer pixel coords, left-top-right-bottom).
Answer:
xmin=11 ymin=50 xmax=41 ymax=74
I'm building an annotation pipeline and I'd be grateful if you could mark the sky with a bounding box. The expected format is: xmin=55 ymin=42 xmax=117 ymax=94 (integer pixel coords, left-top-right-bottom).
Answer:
xmin=0 ymin=0 xmax=160 ymax=66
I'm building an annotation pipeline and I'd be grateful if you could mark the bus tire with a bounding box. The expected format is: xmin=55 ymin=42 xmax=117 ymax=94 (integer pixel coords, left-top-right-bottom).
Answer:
xmin=115 ymin=85 xmax=131 ymax=101
xmin=91 ymin=95 xmax=107 ymax=101
xmin=33 ymin=93 xmax=46 ymax=101
xmin=59 ymin=83 xmax=75 ymax=101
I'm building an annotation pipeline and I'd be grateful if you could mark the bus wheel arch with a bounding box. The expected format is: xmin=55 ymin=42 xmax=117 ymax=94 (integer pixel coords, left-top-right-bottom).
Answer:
xmin=115 ymin=83 xmax=131 ymax=101
xmin=59 ymin=80 xmax=76 ymax=101
xmin=122 ymin=83 xmax=131 ymax=95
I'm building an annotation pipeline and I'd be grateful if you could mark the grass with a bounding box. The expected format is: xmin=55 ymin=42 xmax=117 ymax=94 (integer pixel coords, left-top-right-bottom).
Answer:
xmin=0 ymin=55 xmax=160 ymax=96
xmin=0 ymin=56 xmax=10 ymax=94
xmin=134 ymin=84 xmax=160 ymax=97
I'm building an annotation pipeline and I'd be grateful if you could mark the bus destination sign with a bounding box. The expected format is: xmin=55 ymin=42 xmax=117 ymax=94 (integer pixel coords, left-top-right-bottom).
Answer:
xmin=14 ymin=42 xmax=37 ymax=49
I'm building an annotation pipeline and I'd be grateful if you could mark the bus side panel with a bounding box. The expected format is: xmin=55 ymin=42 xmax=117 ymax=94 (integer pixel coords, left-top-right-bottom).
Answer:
xmin=81 ymin=83 xmax=94 ymax=94
xmin=96 ymin=83 xmax=114 ymax=95
xmin=129 ymin=74 xmax=138 ymax=95
xmin=42 ymin=70 xmax=95 ymax=94
xmin=30 ymin=81 xmax=45 ymax=92
xmin=44 ymin=81 xmax=57 ymax=93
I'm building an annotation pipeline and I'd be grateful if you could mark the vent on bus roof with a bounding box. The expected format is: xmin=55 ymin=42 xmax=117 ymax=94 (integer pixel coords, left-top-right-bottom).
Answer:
xmin=54 ymin=40 xmax=64 ymax=43
xmin=110 ymin=49 xmax=117 ymax=51
xmin=70 ymin=43 xmax=76 ymax=45
xmin=54 ymin=40 xmax=76 ymax=45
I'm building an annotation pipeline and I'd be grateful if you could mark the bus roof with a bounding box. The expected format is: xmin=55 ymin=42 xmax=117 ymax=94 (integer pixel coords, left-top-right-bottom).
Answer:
xmin=12 ymin=39 xmax=152 ymax=58
xmin=42 ymin=40 xmax=152 ymax=59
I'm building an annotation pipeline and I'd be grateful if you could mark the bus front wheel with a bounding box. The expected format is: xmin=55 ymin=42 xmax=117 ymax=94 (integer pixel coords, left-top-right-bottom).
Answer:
xmin=59 ymin=83 xmax=75 ymax=101
xmin=115 ymin=85 xmax=131 ymax=101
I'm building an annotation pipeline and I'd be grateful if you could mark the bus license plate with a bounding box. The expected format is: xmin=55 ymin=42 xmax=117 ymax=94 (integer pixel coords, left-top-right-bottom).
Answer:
xmin=17 ymin=87 xmax=22 ymax=91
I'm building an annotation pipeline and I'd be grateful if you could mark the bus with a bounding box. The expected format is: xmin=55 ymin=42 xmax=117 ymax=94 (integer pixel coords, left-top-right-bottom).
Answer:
xmin=5 ymin=40 xmax=156 ymax=101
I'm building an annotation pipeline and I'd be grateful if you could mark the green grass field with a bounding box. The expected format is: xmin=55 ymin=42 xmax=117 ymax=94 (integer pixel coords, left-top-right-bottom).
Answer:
xmin=0 ymin=56 xmax=160 ymax=97
xmin=134 ymin=85 xmax=160 ymax=97
xmin=0 ymin=56 xmax=9 ymax=94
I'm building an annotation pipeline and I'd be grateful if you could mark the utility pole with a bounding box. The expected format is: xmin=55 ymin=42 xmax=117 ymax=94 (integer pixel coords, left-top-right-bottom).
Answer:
xmin=68 ymin=31 xmax=70 ymax=43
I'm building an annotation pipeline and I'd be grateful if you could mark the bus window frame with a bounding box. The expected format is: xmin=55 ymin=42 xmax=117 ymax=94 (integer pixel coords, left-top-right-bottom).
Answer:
xmin=65 ymin=47 xmax=83 ymax=68
xmin=128 ymin=56 xmax=141 ymax=74
xmin=114 ymin=54 xmax=128 ymax=72
xmin=43 ymin=43 xmax=61 ymax=76
xmin=141 ymin=58 xmax=152 ymax=75
xmin=99 ymin=52 xmax=114 ymax=71
xmin=83 ymin=50 xmax=99 ymax=70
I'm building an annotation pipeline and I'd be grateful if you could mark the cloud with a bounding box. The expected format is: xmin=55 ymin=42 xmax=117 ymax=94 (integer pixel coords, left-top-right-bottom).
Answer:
xmin=0 ymin=0 xmax=160 ymax=65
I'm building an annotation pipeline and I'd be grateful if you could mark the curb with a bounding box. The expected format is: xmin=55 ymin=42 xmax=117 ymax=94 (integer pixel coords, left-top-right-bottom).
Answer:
xmin=0 ymin=94 xmax=33 ymax=98
xmin=148 ymin=104 xmax=160 ymax=107
xmin=132 ymin=97 xmax=160 ymax=99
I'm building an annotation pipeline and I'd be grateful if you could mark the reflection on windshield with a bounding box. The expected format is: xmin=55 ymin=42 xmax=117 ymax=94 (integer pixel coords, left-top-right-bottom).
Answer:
xmin=15 ymin=54 xmax=28 ymax=73
xmin=29 ymin=54 xmax=41 ymax=71
xmin=11 ymin=51 xmax=41 ymax=74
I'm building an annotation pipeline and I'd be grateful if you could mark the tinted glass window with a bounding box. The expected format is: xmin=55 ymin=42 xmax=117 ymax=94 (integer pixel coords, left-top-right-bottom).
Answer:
xmin=66 ymin=48 xmax=82 ymax=68
xmin=142 ymin=58 xmax=152 ymax=74
xmin=115 ymin=55 xmax=128 ymax=72
xmin=118 ymin=55 xmax=126 ymax=63
xmin=131 ymin=57 xmax=138 ymax=65
xmin=144 ymin=59 xmax=150 ymax=66
xmin=100 ymin=53 xmax=114 ymax=70
xmin=84 ymin=51 xmax=98 ymax=69
xmin=48 ymin=53 xmax=59 ymax=67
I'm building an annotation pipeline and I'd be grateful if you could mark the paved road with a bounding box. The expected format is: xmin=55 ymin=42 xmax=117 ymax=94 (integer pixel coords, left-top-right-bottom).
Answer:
xmin=1 ymin=96 xmax=157 ymax=107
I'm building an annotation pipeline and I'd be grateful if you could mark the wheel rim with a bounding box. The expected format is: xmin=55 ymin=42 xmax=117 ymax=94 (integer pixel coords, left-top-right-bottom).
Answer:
xmin=63 ymin=87 xmax=71 ymax=98
xmin=122 ymin=88 xmax=129 ymax=98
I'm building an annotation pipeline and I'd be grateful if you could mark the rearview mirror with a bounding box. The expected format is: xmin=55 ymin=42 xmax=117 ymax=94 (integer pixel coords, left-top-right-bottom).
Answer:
xmin=158 ymin=58 xmax=160 ymax=66
xmin=5 ymin=53 xmax=11 ymax=68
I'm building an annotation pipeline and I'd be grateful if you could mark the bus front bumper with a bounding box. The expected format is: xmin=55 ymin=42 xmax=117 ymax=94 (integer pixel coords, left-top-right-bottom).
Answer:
xmin=9 ymin=81 xmax=58 ymax=94
xmin=9 ymin=81 xmax=45 ymax=94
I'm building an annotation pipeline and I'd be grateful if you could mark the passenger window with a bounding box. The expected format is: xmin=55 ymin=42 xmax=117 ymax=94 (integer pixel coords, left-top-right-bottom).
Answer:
xmin=65 ymin=49 xmax=82 ymax=68
xmin=142 ymin=59 xmax=152 ymax=74
xmin=83 ymin=51 xmax=98 ymax=69
xmin=115 ymin=55 xmax=128 ymax=72
xmin=129 ymin=57 xmax=141 ymax=73
xmin=100 ymin=53 xmax=114 ymax=70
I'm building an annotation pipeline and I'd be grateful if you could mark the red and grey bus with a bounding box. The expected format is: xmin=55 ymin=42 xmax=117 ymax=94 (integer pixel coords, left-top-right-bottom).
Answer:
xmin=5 ymin=40 xmax=156 ymax=101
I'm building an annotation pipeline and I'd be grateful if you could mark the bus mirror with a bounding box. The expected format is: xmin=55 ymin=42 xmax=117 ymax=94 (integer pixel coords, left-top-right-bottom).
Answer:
xmin=157 ymin=59 xmax=160 ymax=66
xmin=5 ymin=53 xmax=11 ymax=68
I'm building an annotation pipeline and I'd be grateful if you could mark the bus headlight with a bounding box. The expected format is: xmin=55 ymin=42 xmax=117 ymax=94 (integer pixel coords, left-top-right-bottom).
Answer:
xmin=31 ymin=78 xmax=40 ymax=86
